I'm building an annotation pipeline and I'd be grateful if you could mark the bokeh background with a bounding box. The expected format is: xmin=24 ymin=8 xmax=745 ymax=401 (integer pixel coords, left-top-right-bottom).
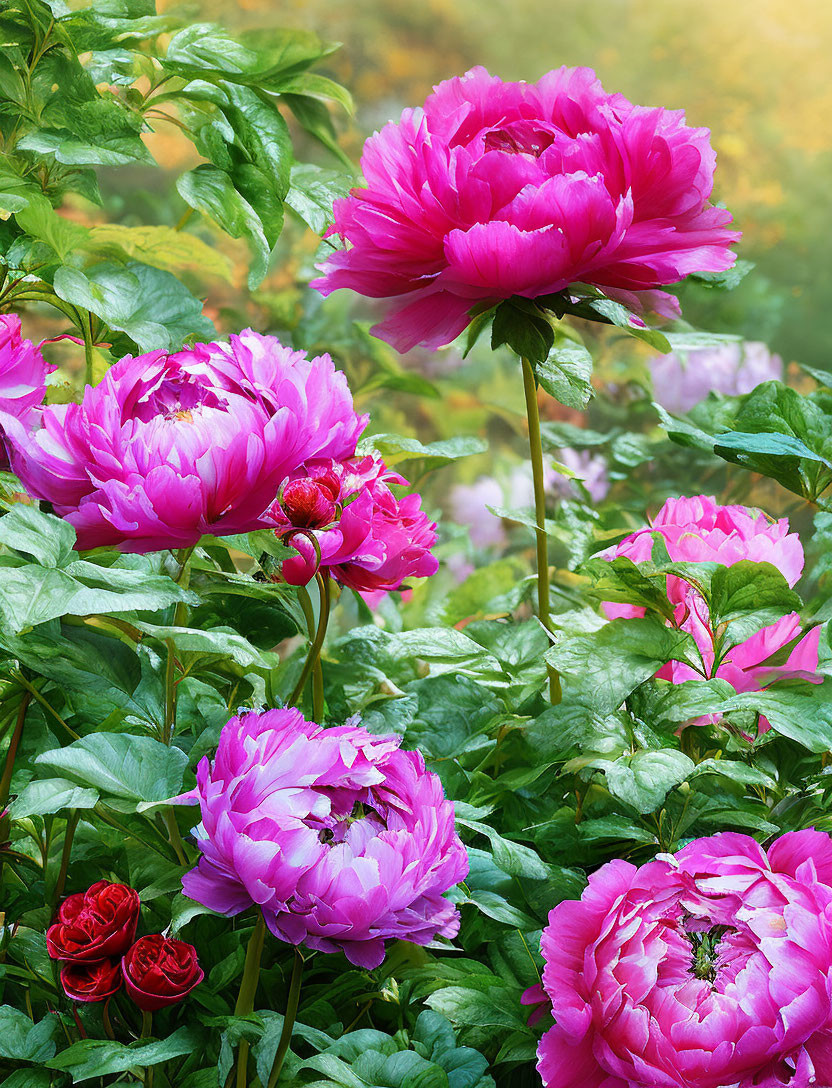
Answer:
xmin=182 ymin=0 xmax=832 ymax=369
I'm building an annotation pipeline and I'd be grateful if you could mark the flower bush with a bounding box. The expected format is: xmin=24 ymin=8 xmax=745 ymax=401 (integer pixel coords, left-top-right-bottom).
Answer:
xmin=0 ymin=4 xmax=831 ymax=1088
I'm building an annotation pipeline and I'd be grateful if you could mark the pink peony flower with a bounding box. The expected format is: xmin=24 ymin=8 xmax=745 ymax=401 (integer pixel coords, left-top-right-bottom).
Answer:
xmin=603 ymin=495 xmax=819 ymax=729
xmin=4 ymin=330 xmax=366 ymax=551
xmin=0 ymin=314 xmax=54 ymax=470
xmin=270 ymin=455 xmax=438 ymax=597
xmin=312 ymin=66 xmax=740 ymax=352
xmin=180 ymin=708 xmax=468 ymax=969
xmin=534 ymin=830 xmax=832 ymax=1088
xmin=651 ymin=340 xmax=783 ymax=415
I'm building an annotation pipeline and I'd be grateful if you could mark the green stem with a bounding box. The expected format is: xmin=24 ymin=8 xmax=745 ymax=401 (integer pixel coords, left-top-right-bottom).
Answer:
xmin=81 ymin=310 xmax=95 ymax=387
xmin=51 ymin=809 xmax=79 ymax=908
xmin=141 ymin=1010 xmax=154 ymax=1088
xmin=0 ymin=691 xmax=32 ymax=815
xmin=288 ymin=574 xmax=331 ymax=714
xmin=521 ymin=356 xmax=562 ymax=705
xmin=163 ymin=807 xmax=187 ymax=867
xmin=234 ymin=912 xmax=267 ymax=1088
xmin=9 ymin=671 xmax=79 ymax=740
xmin=267 ymin=951 xmax=304 ymax=1088
xmin=162 ymin=549 xmax=193 ymax=745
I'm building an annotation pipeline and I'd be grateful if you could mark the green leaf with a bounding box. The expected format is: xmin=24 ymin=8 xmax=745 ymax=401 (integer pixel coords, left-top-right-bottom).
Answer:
xmin=0 ymin=504 xmax=75 ymax=567
xmin=8 ymin=777 xmax=99 ymax=818
xmin=46 ymin=1027 xmax=199 ymax=1082
xmin=35 ymin=733 xmax=188 ymax=805
xmin=579 ymin=555 xmax=677 ymax=622
xmin=425 ymin=979 xmax=526 ymax=1030
xmin=357 ymin=433 xmax=487 ymax=473
xmin=599 ymin=749 xmax=695 ymax=814
xmin=546 ymin=617 xmax=699 ymax=713
xmin=491 ymin=298 xmax=554 ymax=366
xmin=0 ymin=1006 xmax=58 ymax=1063
xmin=722 ymin=683 xmax=832 ymax=752
xmin=652 ymin=678 xmax=736 ymax=727
xmin=129 ymin=622 xmax=280 ymax=671
xmin=456 ymin=818 xmax=547 ymax=880
xmin=534 ymin=334 xmax=594 ymax=409
xmin=53 ymin=260 xmax=216 ymax=353
xmin=176 ymin=165 xmax=271 ymax=289
xmin=463 ymin=890 xmax=537 ymax=930
xmin=285 ymin=162 xmax=352 ymax=235
xmin=13 ymin=192 xmax=89 ymax=262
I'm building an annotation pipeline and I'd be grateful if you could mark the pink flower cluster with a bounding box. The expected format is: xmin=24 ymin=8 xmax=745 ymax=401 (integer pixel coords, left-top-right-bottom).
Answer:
xmin=271 ymin=454 xmax=438 ymax=596
xmin=180 ymin=708 xmax=468 ymax=969
xmin=0 ymin=322 xmax=438 ymax=595
xmin=532 ymin=830 xmax=832 ymax=1088
xmin=313 ymin=66 xmax=739 ymax=352
xmin=604 ymin=496 xmax=820 ymax=725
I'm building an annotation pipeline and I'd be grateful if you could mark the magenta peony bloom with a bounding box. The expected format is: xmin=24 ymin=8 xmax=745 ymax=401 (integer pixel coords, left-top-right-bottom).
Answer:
xmin=651 ymin=340 xmax=783 ymax=415
xmin=312 ymin=66 xmax=740 ymax=352
xmin=270 ymin=455 xmax=438 ymax=597
xmin=180 ymin=707 xmax=468 ymax=968
xmin=0 ymin=314 xmax=54 ymax=470
xmin=5 ymin=330 xmax=366 ymax=551
xmin=603 ymin=495 xmax=819 ymax=729
xmin=534 ymin=830 xmax=832 ymax=1088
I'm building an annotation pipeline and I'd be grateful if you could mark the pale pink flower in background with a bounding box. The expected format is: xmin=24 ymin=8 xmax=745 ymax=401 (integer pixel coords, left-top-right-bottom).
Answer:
xmin=552 ymin=448 xmax=610 ymax=503
xmin=651 ymin=340 xmax=783 ymax=414
xmin=603 ymin=495 xmax=819 ymax=729
xmin=448 ymin=476 xmax=506 ymax=548
xmin=314 ymin=66 xmax=739 ymax=352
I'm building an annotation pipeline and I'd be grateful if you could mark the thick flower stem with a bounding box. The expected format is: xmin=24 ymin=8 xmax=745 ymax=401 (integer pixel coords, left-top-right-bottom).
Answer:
xmin=289 ymin=574 xmax=331 ymax=716
xmin=162 ymin=548 xmax=193 ymax=746
xmin=0 ymin=691 xmax=32 ymax=817
xmin=521 ymin=357 xmax=562 ymax=704
xmin=141 ymin=1010 xmax=154 ymax=1088
xmin=51 ymin=808 xmax=79 ymax=908
xmin=267 ymin=950 xmax=304 ymax=1088
xmin=81 ymin=310 xmax=96 ymax=387
xmin=234 ymin=912 xmax=267 ymax=1088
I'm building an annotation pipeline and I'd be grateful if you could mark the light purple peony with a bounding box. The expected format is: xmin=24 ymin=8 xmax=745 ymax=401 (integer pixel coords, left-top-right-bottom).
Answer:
xmin=270 ymin=455 xmax=438 ymax=597
xmin=0 ymin=314 xmax=54 ymax=470
xmin=602 ymin=495 xmax=819 ymax=731
xmin=448 ymin=476 xmax=507 ymax=549
xmin=553 ymin=448 xmax=609 ymax=504
xmin=180 ymin=708 xmax=468 ymax=968
xmin=313 ymin=66 xmax=740 ymax=352
xmin=533 ymin=830 xmax=832 ymax=1088
xmin=651 ymin=340 xmax=783 ymax=414
xmin=4 ymin=331 xmax=366 ymax=551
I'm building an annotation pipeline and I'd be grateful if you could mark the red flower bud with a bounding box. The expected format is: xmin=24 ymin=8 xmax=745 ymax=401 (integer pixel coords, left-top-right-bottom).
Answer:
xmin=47 ymin=881 xmax=140 ymax=963
xmin=122 ymin=934 xmax=204 ymax=1011
xmin=60 ymin=958 xmax=122 ymax=1003
xmin=281 ymin=476 xmax=338 ymax=528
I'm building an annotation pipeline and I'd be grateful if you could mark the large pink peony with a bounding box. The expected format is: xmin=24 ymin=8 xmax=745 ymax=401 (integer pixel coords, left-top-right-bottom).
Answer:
xmin=4 ymin=331 xmax=366 ymax=551
xmin=312 ymin=66 xmax=740 ymax=352
xmin=603 ymin=496 xmax=819 ymax=723
xmin=534 ymin=830 xmax=832 ymax=1088
xmin=0 ymin=314 xmax=54 ymax=470
xmin=180 ymin=708 xmax=467 ymax=969
xmin=270 ymin=455 xmax=438 ymax=595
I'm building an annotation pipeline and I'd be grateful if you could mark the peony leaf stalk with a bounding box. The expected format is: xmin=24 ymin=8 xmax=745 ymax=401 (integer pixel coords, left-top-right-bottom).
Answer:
xmin=267 ymin=950 xmax=305 ymax=1088
xmin=234 ymin=911 xmax=267 ymax=1088
xmin=521 ymin=357 xmax=562 ymax=704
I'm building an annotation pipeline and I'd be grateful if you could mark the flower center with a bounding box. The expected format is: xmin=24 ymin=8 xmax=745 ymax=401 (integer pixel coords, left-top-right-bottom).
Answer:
xmin=685 ymin=923 xmax=731 ymax=982
xmin=135 ymin=374 xmax=228 ymax=423
xmin=483 ymin=120 xmax=556 ymax=158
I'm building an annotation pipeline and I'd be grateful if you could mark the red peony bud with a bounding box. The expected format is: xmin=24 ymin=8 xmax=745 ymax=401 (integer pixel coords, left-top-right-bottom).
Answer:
xmin=60 ymin=958 xmax=122 ymax=1003
xmin=281 ymin=476 xmax=338 ymax=529
xmin=46 ymin=881 xmax=140 ymax=963
xmin=122 ymin=934 xmax=204 ymax=1011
